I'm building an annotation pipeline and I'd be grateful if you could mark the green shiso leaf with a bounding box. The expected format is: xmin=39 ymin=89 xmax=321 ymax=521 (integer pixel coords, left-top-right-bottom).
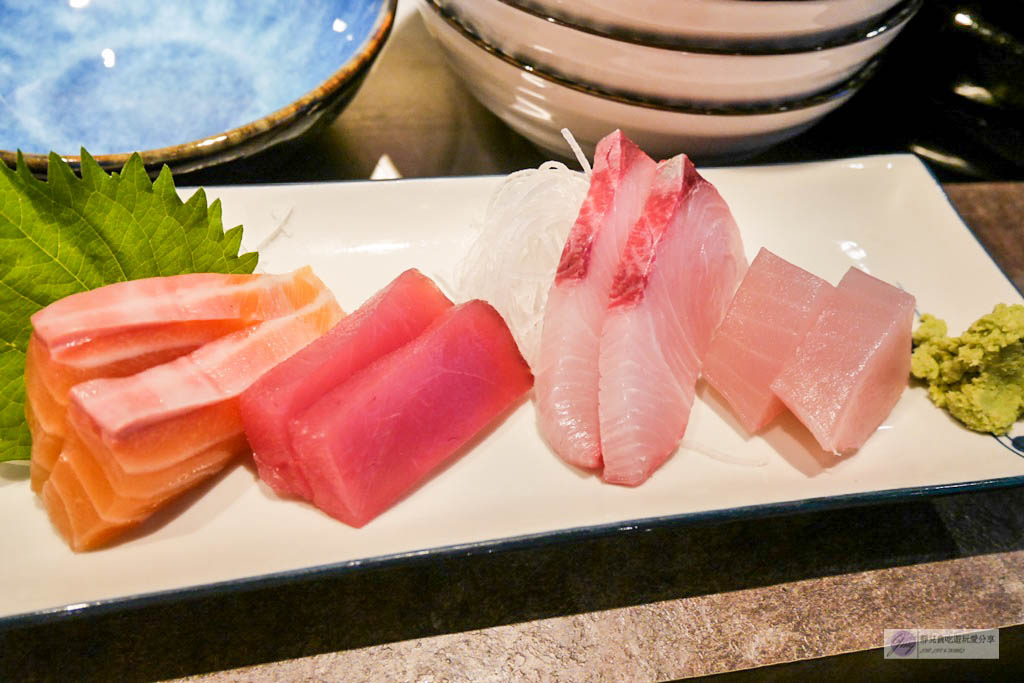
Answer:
xmin=0 ymin=150 xmax=258 ymax=462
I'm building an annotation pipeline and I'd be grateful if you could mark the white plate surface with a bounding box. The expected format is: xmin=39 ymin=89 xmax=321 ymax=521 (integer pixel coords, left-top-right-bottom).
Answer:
xmin=2 ymin=154 xmax=1022 ymax=621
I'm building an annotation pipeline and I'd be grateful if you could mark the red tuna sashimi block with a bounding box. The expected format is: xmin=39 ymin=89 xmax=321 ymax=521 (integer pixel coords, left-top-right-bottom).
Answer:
xmin=771 ymin=267 xmax=915 ymax=454
xmin=240 ymin=269 xmax=454 ymax=499
xmin=40 ymin=284 xmax=342 ymax=551
xmin=702 ymin=248 xmax=833 ymax=433
xmin=598 ymin=154 xmax=747 ymax=486
xmin=535 ymin=130 xmax=657 ymax=471
xmin=289 ymin=300 xmax=533 ymax=528
xmin=26 ymin=268 xmax=332 ymax=492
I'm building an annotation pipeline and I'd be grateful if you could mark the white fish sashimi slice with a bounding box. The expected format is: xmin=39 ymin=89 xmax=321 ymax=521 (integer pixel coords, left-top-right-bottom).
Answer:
xmin=599 ymin=154 xmax=747 ymax=486
xmin=534 ymin=130 xmax=657 ymax=470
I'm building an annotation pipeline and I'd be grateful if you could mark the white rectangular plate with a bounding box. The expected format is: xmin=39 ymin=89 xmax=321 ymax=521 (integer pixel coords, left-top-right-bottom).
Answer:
xmin=3 ymin=154 xmax=1023 ymax=623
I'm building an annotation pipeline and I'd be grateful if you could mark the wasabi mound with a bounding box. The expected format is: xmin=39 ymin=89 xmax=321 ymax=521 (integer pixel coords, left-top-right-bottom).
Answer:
xmin=911 ymin=304 xmax=1024 ymax=434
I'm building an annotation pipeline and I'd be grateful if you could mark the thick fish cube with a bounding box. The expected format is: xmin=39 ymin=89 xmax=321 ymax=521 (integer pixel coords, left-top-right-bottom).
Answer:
xmin=289 ymin=300 xmax=533 ymax=527
xmin=771 ymin=268 xmax=915 ymax=454
xmin=240 ymin=269 xmax=454 ymax=499
xmin=702 ymin=248 xmax=833 ymax=433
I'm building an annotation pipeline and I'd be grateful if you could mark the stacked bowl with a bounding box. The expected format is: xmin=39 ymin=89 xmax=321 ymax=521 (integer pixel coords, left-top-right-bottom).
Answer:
xmin=418 ymin=0 xmax=921 ymax=161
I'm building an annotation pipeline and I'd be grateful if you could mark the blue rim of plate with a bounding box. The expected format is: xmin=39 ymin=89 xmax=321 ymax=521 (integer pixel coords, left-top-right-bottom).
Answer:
xmin=423 ymin=0 xmax=885 ymax=115
xmin=4 ymin=469 xmax=1024 ymax=630
xmin=0 ymin=0 xmax=398 ymax=177
xmin=488 ymin=0 xmax=922 ymax=55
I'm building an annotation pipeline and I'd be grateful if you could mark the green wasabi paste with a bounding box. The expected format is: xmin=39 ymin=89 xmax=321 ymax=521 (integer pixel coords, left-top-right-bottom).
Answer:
xmin=910 ymin=304 xmax=1024 ymax=434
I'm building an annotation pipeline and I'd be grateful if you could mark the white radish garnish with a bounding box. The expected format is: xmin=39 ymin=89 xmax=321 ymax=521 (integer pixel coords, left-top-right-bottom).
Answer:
xmin=455 ymin=153 xmax=589 ymax=369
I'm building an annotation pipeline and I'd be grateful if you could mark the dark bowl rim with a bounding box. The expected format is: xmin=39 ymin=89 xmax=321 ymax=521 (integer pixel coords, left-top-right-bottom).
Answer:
xmin=423 ymin=0 xmax=883 ymax=116
xmin=0 ymin=0 xmax=398 ymax=175
xmin=460 ymin=0 xmax=921 ymax=55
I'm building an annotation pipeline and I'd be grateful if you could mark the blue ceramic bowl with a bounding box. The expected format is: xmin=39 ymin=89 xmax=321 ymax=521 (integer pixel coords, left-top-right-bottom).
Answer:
xmin=0 ymin=0 xmax=396 ymax=174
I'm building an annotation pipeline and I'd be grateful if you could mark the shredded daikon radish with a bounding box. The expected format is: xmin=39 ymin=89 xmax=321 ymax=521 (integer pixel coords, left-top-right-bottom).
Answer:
xmin=455 ymin=160 xmax=589 ymax=369
xmin=679 ymin=439 xmax=769 ymax=468
xmin=561 ymin=127 xmax=591 ymax=176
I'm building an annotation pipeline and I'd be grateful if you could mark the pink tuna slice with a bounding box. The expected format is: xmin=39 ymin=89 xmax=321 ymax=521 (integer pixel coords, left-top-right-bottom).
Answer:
xmin=770 ymin=267 xmax=915 ymax=455
xmin=702 ymin=248 xmax=833 ymax=434
xmin=534 ymin=129 xmax=656 ymax=470
xmin=240 ymin=269 xmax=454 ymax=499
xmin=598 ymin=154 xmax=747 ymax=486
xmin=289 ymin=300 xmax=533 ymax=528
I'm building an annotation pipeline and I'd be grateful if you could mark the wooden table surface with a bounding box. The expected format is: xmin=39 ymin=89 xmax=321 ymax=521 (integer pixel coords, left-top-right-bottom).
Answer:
xmin=4 ymin=3 xmax=1024 ymax=681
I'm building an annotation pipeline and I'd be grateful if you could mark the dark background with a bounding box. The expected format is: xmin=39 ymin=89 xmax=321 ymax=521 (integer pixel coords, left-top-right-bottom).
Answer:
xmin=742 ymin=0 xmax=1024 ymax=182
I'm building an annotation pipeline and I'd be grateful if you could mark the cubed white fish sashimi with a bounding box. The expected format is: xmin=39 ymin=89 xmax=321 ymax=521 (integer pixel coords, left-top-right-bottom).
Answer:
xmin=702 ymin=248 xmax=833 ymax=434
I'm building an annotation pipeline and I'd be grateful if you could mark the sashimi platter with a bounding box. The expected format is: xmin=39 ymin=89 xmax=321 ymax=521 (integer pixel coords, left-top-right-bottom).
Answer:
xmin=2 ymin=135 xmax=1023 ymax=623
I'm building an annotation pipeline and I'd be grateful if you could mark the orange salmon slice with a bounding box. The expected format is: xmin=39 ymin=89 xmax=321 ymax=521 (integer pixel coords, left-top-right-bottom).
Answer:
xmin=41 ymin=283 xmax=342 ymax=551
xmin=26 ymin=267 xmax=332 ymax=492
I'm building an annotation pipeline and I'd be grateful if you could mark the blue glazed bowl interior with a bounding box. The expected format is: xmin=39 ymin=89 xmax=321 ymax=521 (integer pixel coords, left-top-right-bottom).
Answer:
xmin=0 ymin=0 xmax=384 ymax=156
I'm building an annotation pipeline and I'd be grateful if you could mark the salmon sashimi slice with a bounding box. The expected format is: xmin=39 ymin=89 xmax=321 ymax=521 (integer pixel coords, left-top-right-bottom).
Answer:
xmin=40 ymin=284 xmax=343 ymax=551
xmin=42 ymin=432 xmax=249 ymax=550
xmin=26 ymin=268 xmax=330 ymax=491
xmin=25 ymin=400 xmax=62 ymax=492
xmin=31 ymin=270 xmax=326 ymax=359
xmin=598 ymin=154 xmax=747 ymax=486
xmin=534 ymin=130 xmax=657 ymax=471
xmin=30 ymin=268 xmax=328 ymax=399
xmin=771 ymin=268 xmax=915 ymax=454
xmin=701 ymin=248 xmax=833 ymax=434
xmin=241 ymin=269 xmax=454 ymax=499
xmin=289 ymin=300 xmax=534 ymax=528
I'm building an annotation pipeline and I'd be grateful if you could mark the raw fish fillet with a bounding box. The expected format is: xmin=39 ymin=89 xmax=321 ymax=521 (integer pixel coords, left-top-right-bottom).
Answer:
xmin=25 ymin=268 xmax=331 ymax=491
xmin=598 ymin=154 xmax=747 ymax=486
xmin=702 ymin=248 xmax=833 ymax=433
xmin=241 ymin=269 xmax=454 ymax=499
xmin=31 ymin=270 xmax=321 ymax=363
xmin=534 ymin=130 xmax=656 ymax=470
xmin=40 ymin=283 xmax=342 ymax=551
xmin=771 ymin=268 xmax=915 ymax=454
xmin=289 ymin=300 xmax=533 ymax=528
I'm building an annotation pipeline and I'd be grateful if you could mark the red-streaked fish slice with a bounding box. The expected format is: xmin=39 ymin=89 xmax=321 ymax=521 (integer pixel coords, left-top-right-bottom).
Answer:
xmin=241 ymin=269 xmax=454 ymax=499
xmin=771 ymin=268 xmax=914 ymax=454
xmin=598 ymin=154 xmax=747 ymax=486
xmin=40 ymin=284 xmax=342 ymax=551
xmin=534 ymin=130 xmax=656 ymax=470
xmin=702 ymin=248 xmax=833 ymax=433
xmin=289 ymin=300 xmax=533 ymax=528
